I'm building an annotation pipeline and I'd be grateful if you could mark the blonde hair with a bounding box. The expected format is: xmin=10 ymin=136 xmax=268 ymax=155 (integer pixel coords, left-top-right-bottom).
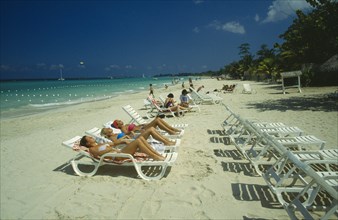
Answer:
xmin=100 ymin=128 xmax=107 ymax=137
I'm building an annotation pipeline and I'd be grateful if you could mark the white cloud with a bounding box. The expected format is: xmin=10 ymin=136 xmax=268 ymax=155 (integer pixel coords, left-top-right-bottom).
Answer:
xmin=262 ymin=0 xmax=313 ymax=23
xmin=193 ymin=0 xmax=204 ymax=5
xmin=36 ymin=63 xmax=47 ymax=69
xmin=157 ymin=64 xmax=167 ymax=70
xmin=254 ymin=14 xmax=260 ymax=22
xmin=50 ymin=64 xmax=62 ymax=70
xmin=110 ymin=64 xmax=120 ymax=69
xmin=209 ymin=20 xmax=245 ymax=34
xmin=0 ymin=64 xmax=11 ymax=71
xmin=193 ymin=27 xmax=200 ymax=33
xmin=105 ymin=64 xmax=120 ymax=72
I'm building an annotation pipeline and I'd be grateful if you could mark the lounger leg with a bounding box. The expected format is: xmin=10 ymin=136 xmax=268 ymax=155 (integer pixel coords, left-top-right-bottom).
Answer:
xmin=71 ymin=160 xmax=101 ymax=177
xmin=134 ymin=163 xmax=169 ymax=180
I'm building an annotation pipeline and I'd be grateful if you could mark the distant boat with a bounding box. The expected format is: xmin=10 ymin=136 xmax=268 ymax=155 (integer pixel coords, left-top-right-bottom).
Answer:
xmin=152 ymin=77 xmax=158 ymax=80
xmin=142 ymin=74 xmax=145 ymax=78
xmin=58 ymin=68 xmax=65 ymax=81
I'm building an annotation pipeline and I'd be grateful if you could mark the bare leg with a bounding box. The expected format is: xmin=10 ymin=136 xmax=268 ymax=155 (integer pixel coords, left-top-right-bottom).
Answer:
xmin=137 ymin=136 xmax=165 ymax=157
xmin=144 ymin=117 xmax=181 ymax=134
xmin=121 ymin=137 xmax=165 ymax=161
xmin=140 ymin=127 xmax=176 ymax=145
xmin=156 ymin=118 xmax=181 ymax=132
xmin=171 ymin=106 xmax=183 ymax=117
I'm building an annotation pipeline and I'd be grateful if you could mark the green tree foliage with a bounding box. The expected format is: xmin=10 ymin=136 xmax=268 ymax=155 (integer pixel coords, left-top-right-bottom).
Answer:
xmin=257 ymin=58 xmax=281 ymax=81
xmin=278 ymin=0 xmax=338 ymax=69
xmin=238 ymin=43 xmax=254 ymax=76
xmin=196 ymin=0 xmax=336 ymax=86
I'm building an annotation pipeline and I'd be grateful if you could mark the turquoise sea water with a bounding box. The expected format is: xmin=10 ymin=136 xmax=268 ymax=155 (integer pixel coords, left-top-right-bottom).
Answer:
xmin=0 ymin=77 xmax=176 ymax=119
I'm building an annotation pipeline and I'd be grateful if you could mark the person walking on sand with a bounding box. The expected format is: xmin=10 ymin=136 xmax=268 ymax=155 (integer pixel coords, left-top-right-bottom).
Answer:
xmin=197 ymin=85 xmax=204 ymax=93
xmin=149 ymin=84 xmax=154 ymax=97
xmin=189 ymin=78 xmax=194 ymax=89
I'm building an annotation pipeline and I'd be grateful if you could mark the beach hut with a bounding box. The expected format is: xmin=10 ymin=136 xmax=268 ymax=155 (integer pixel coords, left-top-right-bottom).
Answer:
xmin=281 ymin=70 xmax=302 ymax=94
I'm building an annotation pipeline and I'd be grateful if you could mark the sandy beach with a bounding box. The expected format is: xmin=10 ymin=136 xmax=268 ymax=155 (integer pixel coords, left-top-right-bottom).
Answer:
xmin=1 ymin=78 xmax=337 ymax=219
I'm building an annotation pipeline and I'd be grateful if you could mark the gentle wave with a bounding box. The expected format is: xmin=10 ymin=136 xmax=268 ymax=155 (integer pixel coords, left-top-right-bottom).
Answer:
xmin=0 ymin=77 xmax=176 ymax=118
xmin=28 ymin=95 xmax=116 ymax=108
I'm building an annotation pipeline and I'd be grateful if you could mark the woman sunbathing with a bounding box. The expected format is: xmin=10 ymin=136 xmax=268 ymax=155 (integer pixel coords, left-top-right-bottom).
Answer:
xmin=164 ymin=93 xmax=189 ymax=116
xmin=80 ymin=135 xmax=165 ymax=161
xmin=111 ymin=116 xmax=182 ymax=135
xmin=179 ymin=89 xmax=191 ymax=108
xmin=101 ymin=127 xmax=176 ymax=146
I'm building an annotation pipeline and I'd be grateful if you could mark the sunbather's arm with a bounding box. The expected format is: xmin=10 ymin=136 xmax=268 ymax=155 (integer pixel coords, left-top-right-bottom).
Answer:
xmin=113 ymin=138 xmax=132 ymax=145
xmin=120 ymin=125 xmax=129 ymax=134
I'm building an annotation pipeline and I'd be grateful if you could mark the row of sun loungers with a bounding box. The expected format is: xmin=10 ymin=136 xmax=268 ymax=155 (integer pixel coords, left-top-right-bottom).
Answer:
xmin=220 ymin=104 xmax=337 ymax=220
xmin=189 ymin=86 xmax=223 ymax=105
xmin=62 ymin=105 xmax=187 ymax=180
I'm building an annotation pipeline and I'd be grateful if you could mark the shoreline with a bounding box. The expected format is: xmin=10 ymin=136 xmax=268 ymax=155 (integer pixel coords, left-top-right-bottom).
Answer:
xmin=0 ymin=77 xmax=175 ymax=120
xmin=1 ymin=78 xmax=337 ymax=219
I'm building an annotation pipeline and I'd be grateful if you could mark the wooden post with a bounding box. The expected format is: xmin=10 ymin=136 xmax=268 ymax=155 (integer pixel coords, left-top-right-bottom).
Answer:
xmin=298 ymin=75 xmax=302 ymax=93
xmin=280 ymin=71 xmax=302 ymax=94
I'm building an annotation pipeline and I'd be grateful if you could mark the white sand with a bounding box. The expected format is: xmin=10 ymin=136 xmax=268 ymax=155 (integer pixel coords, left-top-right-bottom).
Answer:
xmin=1 ymin=78 xmax=337 ymax=219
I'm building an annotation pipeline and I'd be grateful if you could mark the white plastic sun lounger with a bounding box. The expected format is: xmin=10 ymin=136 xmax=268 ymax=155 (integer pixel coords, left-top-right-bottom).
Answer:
xmin=228 ymin=119 xmax=287 ymax=176
xmin=103 ymin=119 xmax=185 ymax=139
xmin=262 ymin=147 xmax=338 ymax=220
xmin=284 ymin=170 xmax=338 ymax=220
xmin=148 ymin=99 xmax=177 ymax=118
xmin=221 ymin=104 xmax=248 ymax=136
xmin=85 ymin=127 xmax=180 ymax=153
xmin=122 ymin=105 xmax=188 ymax=129
xmin=253 ymin=125 xmax=304 ymax=137
xmin=227 ymin=118 xmax=325 ymax=175
xmin=159 ymin=95 xmax=200 ymax=113
xmin=242 ymin=83 xmax=257 ymax=94
xmin=252 ymin=122 xmax=288 ymax=128
xmin=62 ymin=136 xmax=178 ymax=180
xmin=186 ymin=94 xmax=201 ymax=112
xmin=221 ymin=104 xmax=239 ymax=127
xmin=189 ymin=87 xmax=222 ymax=104
xmin=274 ymin=135 xmax=325 ymax=151
xmin=292 ymin=149 xmax=338 ymax=161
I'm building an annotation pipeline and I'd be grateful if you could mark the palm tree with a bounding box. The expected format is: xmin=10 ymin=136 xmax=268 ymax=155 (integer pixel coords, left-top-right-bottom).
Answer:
xmin=257 ymin=58 xmax=281 ymax=82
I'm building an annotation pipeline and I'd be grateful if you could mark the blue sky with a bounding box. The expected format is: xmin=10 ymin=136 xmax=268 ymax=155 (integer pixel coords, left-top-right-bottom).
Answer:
xmin=0 ymin=0 xmax=313 ymax=80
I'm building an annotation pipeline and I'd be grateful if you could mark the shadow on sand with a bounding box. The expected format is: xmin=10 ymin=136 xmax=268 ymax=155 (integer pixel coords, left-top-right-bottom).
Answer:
xmin=231 ymin=183 xmax=282 ymax=209
xmin=246 ymin=94 xmax=337 ymax=112
xmin=53 ymin=161 xmax=172 ymax=179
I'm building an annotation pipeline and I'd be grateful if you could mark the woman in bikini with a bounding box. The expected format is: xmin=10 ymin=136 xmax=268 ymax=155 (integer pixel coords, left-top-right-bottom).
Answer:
xmin=111 ymin=116 xmax=182 ymax=135
xmin=80 ymin=135 xmax=165 ymax=161
xmin=101 ymin=127 xmax=176 ymax=146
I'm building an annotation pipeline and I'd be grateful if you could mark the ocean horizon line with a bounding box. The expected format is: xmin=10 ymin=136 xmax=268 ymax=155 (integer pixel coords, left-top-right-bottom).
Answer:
xmin=0 ymin=75 xmax=155 ymax=82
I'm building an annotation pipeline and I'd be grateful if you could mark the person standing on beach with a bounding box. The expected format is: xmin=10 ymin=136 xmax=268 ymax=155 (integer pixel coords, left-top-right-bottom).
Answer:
xmin=197 ymin=85 xmax=204 ymax=92
xmin=189 ymin=78 xmax=194 ymax=89
xmin=149 ymin=84 xmax=154 ymax=97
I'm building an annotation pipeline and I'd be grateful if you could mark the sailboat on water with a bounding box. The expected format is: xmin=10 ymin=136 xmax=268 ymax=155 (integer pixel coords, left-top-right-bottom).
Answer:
xmin=58 ymin=67 xmax=65 ymax=81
